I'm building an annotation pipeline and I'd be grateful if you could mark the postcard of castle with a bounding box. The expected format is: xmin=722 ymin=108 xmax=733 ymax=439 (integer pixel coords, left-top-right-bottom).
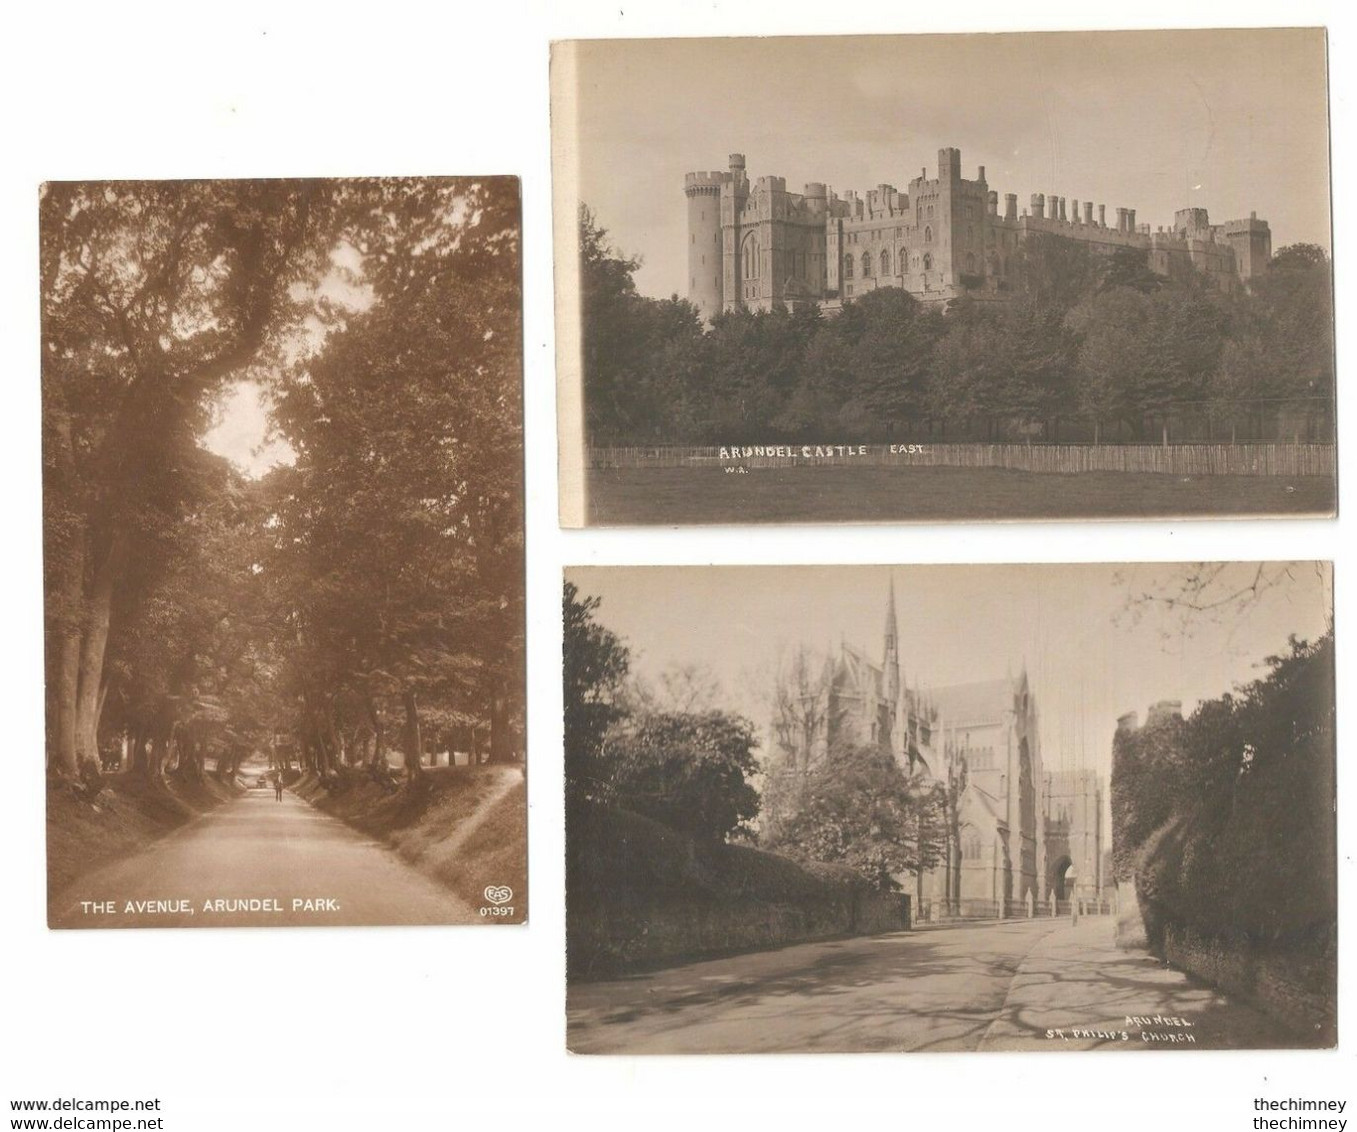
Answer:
xmin=563 ymin=561 xmax=1335 ymax=1052
xmin=552 ymin=30 xmax=1335 ymax=526
xmin=43 ymin=178 xmax=527 ymax=929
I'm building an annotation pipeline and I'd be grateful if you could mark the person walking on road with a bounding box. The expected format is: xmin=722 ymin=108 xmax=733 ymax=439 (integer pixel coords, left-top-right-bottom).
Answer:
xmin=274 ymin=772 xmax=284 ymax=802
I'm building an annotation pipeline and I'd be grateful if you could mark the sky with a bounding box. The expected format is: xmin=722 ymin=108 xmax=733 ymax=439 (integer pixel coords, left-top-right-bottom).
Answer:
xmin=566 ymin=562 xmax=1333 ymax=787
xmin=201 ymin=381 xmax=295 ymax=475
xmin=565 ymin=29 xmax=1332 ymax=299
xmin=200 ymin=243 xmax=374 ymax=477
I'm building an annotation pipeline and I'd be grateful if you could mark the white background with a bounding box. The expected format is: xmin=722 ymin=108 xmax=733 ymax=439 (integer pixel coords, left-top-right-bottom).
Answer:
xmin=1 ymin=2 xmax=1349 ymax=1128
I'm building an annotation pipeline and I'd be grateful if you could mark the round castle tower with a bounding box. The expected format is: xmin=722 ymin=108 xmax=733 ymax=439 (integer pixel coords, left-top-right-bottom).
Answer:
xmin=684 ymin=155 xmax=743 ymax=323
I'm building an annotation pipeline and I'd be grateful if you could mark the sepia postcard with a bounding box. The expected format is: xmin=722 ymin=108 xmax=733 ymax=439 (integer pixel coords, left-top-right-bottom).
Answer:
xmin=553 ymin=30 xmax=1335 ymax=526
xmin=563 ymin=562 xmax=1335 ymax=1052
xmin=43 ymin=178 xmax=527 ymax=928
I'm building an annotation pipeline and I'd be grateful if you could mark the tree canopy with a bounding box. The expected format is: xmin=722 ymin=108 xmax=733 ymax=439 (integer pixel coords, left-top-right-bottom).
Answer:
xmin=577 ymin=202 xmax=1334 ymax=445
xmin=43 ymin=177 xmax=524 ymax=794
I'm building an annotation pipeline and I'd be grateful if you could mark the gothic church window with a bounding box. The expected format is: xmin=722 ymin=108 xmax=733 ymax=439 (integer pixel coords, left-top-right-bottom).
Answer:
xmin=923 ymin=253 xmax=932 ymax=271
xmin=881 ymin=249 xmax=891 ymax=276
xmin=924 ymin=226 xmax=933 ymax=244
xmin=861 ymin=251 xmax=871 ymax=277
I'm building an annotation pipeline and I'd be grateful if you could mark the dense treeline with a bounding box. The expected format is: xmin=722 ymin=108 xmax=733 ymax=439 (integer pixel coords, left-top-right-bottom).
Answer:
xmin=1112 ymin=631 xmax=1335 ymax=951
xmin=43 ymin=179 xmax=523 ymax=795
xmin=580 ymin=205 xmax=1333 ymax=445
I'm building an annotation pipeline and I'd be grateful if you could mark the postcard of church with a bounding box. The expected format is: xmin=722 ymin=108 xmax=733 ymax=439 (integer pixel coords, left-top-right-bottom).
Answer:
xmin=563 ymin=562 xmax=1335 ymax=1052
xmin=552 ymin=30 xmax=1335 ymax=526
xmin=42 ymin=178 xmax=527 ymax=929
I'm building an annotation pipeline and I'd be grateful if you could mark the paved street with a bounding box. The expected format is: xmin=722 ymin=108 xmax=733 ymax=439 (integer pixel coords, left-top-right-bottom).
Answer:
xmin=567 ymin=917 xmax=1294 ymax=1053
xmin=50 ymin=788 xmax=474 ymax=928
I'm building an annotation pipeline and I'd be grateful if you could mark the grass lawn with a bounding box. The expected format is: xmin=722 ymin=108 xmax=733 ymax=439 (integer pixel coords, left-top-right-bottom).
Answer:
xmin=585 ymin=465 xmax=1336 ymax=525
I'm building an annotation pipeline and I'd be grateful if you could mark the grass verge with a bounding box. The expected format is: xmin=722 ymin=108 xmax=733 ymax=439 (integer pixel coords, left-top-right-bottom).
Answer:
xmin=295 ymin=764 xmax=527 ymax=921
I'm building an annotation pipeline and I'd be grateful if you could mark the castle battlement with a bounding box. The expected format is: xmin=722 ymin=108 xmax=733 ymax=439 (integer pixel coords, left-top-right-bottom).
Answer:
xmin=683 ymin=170 xmax=731 ymax=195
xmin=686 ymin=145 xmax=1272 ymax=319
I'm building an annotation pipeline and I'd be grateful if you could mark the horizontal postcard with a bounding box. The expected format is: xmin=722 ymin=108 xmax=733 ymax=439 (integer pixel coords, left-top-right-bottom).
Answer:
xmin=44 ymin=177 xmax=526 ymax=928
xmin=553 ymin=30 xmax=1335 ymax=525
xmin=564 ymin=563 xmax=1334 ymax=1052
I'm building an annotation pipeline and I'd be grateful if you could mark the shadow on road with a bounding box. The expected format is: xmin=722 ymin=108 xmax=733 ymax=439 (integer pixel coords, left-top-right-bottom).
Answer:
xmin=567 ymin=919 xmax=1299 ymax=1054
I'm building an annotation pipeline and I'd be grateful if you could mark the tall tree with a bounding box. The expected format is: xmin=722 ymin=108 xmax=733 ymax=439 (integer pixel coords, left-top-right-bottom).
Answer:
xmin=764 ymin=741 xmax=931 ymax=891
xmin=562 ymin=581 xmax=631 ymax=802
xmin=267 ymin=179 xmax=524 ymax=777
xmin=41 ymin=181 xmax=339 ymax=778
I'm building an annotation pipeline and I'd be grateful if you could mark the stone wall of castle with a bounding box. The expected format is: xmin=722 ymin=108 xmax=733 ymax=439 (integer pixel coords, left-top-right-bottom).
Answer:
xmin=686 ymin=147 xmax=1271 ymax=319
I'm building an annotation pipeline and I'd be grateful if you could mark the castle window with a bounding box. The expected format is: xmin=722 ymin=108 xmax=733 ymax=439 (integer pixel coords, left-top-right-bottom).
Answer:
xmin=924 ymin=226 xmax=933 ymax=244
xmin=843 ymin=255 xmax=853 ymax=279
xmin=923 ymin=253 xmax=932 ymax=271
xmin=881 ymin=249 xmax=891 ymax=276
xmin=861 ymin=251 xmax=871 ymax=277
xmin=928 ymin=205 xmax=934 ymax=218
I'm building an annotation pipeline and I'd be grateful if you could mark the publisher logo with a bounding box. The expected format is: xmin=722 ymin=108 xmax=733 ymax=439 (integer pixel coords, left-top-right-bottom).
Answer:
xmin=483 ymin=885 xmax=513 ymax=906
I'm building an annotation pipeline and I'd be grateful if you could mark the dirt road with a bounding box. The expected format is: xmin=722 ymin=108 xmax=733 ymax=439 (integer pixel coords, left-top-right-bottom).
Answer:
xmin=50 ymin=788 xmax=474 ymax=928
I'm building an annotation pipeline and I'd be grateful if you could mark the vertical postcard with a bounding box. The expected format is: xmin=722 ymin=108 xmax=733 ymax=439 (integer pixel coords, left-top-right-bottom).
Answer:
xmin=553 ymin=30 xmax=1334 ymax=525
xmin=564 ymin=563 xmax=1335 ymax=1051
xmin=44 ymin=178 xmax=527 ymax=928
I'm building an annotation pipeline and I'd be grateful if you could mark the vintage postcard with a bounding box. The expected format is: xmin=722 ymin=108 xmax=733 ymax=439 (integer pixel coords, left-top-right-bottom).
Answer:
xmin=564 ymin=563 xmax=1334 ymax=1052
xmin=43 ymin=178 xmax=527 ymax=928
xmin=553 ymin=30 xmax=1335 ymax=525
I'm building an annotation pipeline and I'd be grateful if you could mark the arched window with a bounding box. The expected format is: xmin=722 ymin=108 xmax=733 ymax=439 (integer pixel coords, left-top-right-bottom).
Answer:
xmin=966 ymin=252 xmax=976 ymax=274
xmin=843 ymin=254 xmax=853 ymax=280
xmin=881 ymin=249 xmax=891 ymax=276
xmin=741 ymin=233 xmax=759 ymax=279
xmin=922 ymin=253 xmax=932 ymax=271
xmin=861 ymin=251 xmax=872 ymax=278
xmin=924 ymin=225 xmax=933 ymax=244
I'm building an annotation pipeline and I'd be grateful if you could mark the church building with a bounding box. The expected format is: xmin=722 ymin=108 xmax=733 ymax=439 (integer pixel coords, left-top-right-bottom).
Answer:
xmin=777 ymin=579 xmax=1105 ymax=917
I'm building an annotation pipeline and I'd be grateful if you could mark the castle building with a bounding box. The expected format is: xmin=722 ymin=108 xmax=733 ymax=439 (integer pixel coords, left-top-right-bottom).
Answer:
xmin=684 ymin=147 xmax=1272 ymax=322
xmin=778 ymin=579 xmax=1106 ymax=917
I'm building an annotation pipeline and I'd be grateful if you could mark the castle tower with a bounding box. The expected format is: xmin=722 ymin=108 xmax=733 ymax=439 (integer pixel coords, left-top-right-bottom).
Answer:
xmin=1222 ymin=212 xmax=1273 ymax=283
xmin=683 ymin=157 xmax=738 ymax=324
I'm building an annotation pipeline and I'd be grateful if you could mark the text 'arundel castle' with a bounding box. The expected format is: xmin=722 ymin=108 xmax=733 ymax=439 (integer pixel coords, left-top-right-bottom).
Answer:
xmin=684 ymin=147 xmax=1272 ymax=321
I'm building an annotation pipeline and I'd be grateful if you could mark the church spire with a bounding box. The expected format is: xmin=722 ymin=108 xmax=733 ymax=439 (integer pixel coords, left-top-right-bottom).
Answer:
xmin=884 ymin=574 xmax=900 ymax=720
xmin=883 ymin=574 xmax=899 ymax=658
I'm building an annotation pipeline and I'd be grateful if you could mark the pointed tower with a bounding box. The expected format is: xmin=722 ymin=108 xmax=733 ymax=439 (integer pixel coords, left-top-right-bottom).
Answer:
xmin=883 ymin=575 xmax=902 ymax=761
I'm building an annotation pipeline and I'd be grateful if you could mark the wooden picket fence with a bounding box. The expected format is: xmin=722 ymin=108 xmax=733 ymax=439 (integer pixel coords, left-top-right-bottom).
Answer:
xmin=588 ymin=442 xmax=1335 ymax=478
